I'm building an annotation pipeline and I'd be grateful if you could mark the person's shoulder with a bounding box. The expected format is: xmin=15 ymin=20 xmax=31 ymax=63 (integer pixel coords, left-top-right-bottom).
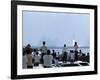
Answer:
xmin=50 ymin=55 xmax=53 ymax=57
xmin=43 ymin=55 xmax=47 ymax=59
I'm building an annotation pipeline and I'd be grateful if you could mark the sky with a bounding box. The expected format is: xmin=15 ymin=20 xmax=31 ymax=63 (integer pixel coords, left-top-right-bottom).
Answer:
xmin=23 ymin=11 xmax=90 ymax=47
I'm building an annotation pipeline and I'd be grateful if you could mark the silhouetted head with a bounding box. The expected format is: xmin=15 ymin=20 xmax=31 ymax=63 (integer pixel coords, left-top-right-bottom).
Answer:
xmin=33 ymin=49 xmax=37 ymax=52
xmin=79 ymin=49 xmax=82 ymax=53
xmin=52 ymin=50 xmax=55 ymax=53
xmin=64 ymin=44 xmax=66 ymax=47
xmin=75 ymin=42 xmax=77 ymax=45
xmin=64 ymin=52 xmax=67 ymax=55
xmin=47 ymin=50 xmax=51 ymax=55
xmin=27 ymin=44 xmax=31 ymax=48
xmin=58 ymin=52 xmax=59 ymax=54
xmin=43 ymin=41 xmax=46 ymax=45
xmin=36 ymin=52 xmax=39 ymax=55
xmin=87 ymin=52 xmax=89 ymax=56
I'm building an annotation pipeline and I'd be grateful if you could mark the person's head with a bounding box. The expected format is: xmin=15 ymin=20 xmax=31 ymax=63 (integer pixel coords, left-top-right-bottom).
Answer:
xmin=33 ymin=49 xmax=37 ymax=52
xmin=87 ymin=52 xmax=89 ymax=56
xmin=58 ymin=52 xmax=59 ymax=54
xmin=79 ymin=49 xmax=82 ymax=53
xmin=74 ymin=42 xmax=77 ymax=45
xmin=64 ymin=44 xmax=66 ymax=47
xmin=64 ymin=52 xmax=67 ymax=55
xmin=43 ymin=41 xmax=45 ymax=45
xmin=47 ymin=50 xmax=51 ymax=55
xmin=52 ymin=50 xmax=55 ymax=53
xmin=36 ymin=52 xmax=39 ymax=55
xmin=27 ymin=44 xmax=31 ymax=48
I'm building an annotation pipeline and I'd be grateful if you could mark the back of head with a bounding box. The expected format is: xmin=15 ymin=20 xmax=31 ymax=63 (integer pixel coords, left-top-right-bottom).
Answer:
xmin=43 ymin=41 xmax=45 ymax=45
xmin=47 ymin=50 xmax=51 ymax=55
xmin=27 ymin=44 xmax=31 ymax=48
xmin=87 ymin=52 xmax=89 ymax=56
xmin=33 ymin=49 xmax=37 ymax=52
xmin=64 ymin=52 xmax=67 ymax=55
xmin=64 ymin=44 xmax=66 ymax=47
xmin=52 ymin=50 xmax=55 ymax=53
xmin=79 ymin=49 xmax=82 ymax=53
xmin=74 ymin=42 xmax=77 ymax=45
xmin=36 ymin=52 xmax=39 ymax=55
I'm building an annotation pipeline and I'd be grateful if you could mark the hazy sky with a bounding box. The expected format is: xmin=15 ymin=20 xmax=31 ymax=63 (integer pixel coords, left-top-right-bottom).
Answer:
xmin=23 ymin=11 xmax=90 ymax=47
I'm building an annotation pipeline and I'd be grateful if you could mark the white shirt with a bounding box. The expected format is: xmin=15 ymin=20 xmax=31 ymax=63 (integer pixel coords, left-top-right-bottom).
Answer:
xmin=62 ymin=47 xmax=67 ymax=53
xmin=40 ymin=45 xmax=48 ymax=53
xmin=32 ymin=52 xmax=36 ymax=58
xmin=74 ymin=45 xmax=78 ymax=51
xmin=34 ymin=55 xmax=41 ymax=63
xmin=43 ymin=55 xmax=53 ymax=67
xmin=70 ymin=53 xmax=75 ymax=60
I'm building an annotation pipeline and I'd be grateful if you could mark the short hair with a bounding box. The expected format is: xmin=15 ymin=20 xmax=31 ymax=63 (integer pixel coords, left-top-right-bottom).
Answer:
xmin=27 ymin=44 xmax=31 ymax=47
xmin=43 ymin=41 xmax=45 ymax=45
xmin=33 ymin=49 xmax=36 ymax=52
xmin=52 ymin=50 xmax=55 ymax=52
xmin=36 ymin=52 xmax=39 ymax=55
xmin=87 ymin=52 xmax=89 ymax=56
xmin=64 ymin=44 xmax=66 ymax=47
xmin=75 ymin=42 xmax=77 ymax=45
xmin=47 ymin=50 xmax=51 ymax=55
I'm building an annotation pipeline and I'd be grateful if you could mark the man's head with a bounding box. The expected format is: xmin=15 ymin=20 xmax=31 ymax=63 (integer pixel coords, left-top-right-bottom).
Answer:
xmin=43 ymin=41 xmax=46 ymax=45
xmin=36 ymin=52 xmax=39 ymax=55
xmin=75 ymin=42 xmax=77 ymax=45
xmin=47 ymin=50 xmax=51 ymax=55
xmin=33 ymin=49 xmax=37 ymax=52
xmin=64 ymin=44 xmax=66 ymax=47
xmin=27 ymin=44 xmax=31 ymax=48
xmin=52 ymin=50 xmax=55 ymax=53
